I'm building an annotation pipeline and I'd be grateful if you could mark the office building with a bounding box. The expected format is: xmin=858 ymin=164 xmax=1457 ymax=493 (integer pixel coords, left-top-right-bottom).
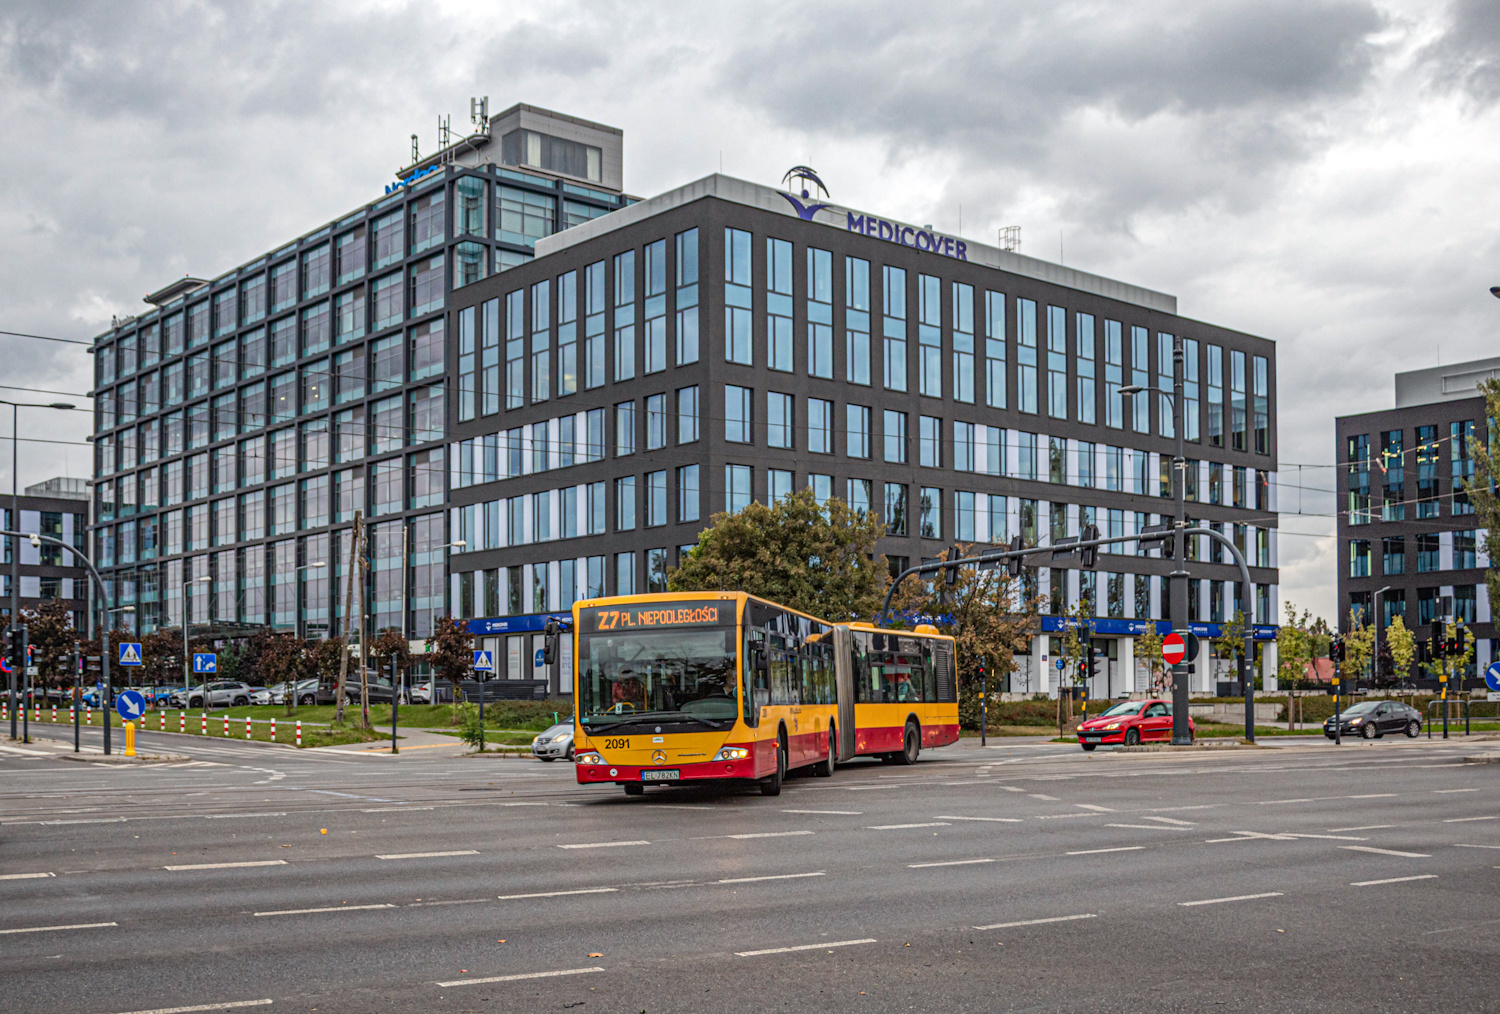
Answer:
xmin=87 ymin=102 xmax=629 ymax=643
xmin=446 ymin=174 xmax=1281 ymax=697
xmin=1336 ymin=356 xmax=1498 ymax=684
xmin=3 ymin=478 xmax=91 ymax=632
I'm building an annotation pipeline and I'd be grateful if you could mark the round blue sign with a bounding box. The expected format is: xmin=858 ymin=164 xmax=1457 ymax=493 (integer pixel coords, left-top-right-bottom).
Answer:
xmin=115 ymin=689 xmax=147 ymax=721
xmin=1055 ymin=658 xmax=1066 ymax=671
xmin=1485 ymin=661 xmax=1500 ymax=693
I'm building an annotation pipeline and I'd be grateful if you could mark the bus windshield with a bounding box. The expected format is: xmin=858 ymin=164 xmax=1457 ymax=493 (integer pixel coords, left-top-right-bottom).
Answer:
xmin=578 ymin=627 xmax=738 ymax=731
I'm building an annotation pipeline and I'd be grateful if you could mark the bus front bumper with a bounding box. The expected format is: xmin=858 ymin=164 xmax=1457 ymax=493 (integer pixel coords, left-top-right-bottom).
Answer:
xmin=574 ymin=753 xmax=764 ymax=785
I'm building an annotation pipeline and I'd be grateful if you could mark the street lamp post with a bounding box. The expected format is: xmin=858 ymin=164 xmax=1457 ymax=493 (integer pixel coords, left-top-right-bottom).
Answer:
xmin=3 ymin=399 xmax=74 ymax=741
xmin=292 ymin=561 xmax=326 ymax=714
xmin=183 ymin=575 xmax=211 ymax=720
xmin=1372 ymin=585 xmax=1393 ymax=688
xmin=1122 ymin=347 xmax=1191 ymax=744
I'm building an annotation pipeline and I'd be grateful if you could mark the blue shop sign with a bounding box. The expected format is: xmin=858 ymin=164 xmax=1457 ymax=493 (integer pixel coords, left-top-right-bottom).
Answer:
xmin=1038 ymin=617 xmax=1277 ymax=640
xmin=385 ymin=164 xmax=443 ymax=195
xmin=844 ymin=213 xmax=968 ymax=262
xmin=465 ymin=613 xmax=572 ymax=635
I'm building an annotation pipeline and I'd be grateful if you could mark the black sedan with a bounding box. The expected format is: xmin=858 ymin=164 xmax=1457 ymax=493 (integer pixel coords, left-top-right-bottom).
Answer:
xmin=1325 ymin=700 xmax=1422 ymax=740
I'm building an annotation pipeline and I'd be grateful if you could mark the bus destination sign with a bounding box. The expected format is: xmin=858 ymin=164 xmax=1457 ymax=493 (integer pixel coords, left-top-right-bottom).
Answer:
xmin=582 ymin=601 xmax=725 ymax=633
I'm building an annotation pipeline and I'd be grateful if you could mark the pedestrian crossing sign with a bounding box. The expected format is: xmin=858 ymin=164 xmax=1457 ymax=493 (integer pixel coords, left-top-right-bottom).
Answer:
xmin=118 ymin=642 xmax=143 ymax=666
xmin=473 ymin=650 xmax=494 ymax=671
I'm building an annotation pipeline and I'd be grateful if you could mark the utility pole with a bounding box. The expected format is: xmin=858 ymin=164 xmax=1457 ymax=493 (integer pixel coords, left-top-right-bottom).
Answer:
xmin=1168 ymin=338 xmax=1191 ymax=745
xmin=358 ymin=521 xmax=370 ymax=730
xmin=336 ymin=512 xmax=361 ymax=725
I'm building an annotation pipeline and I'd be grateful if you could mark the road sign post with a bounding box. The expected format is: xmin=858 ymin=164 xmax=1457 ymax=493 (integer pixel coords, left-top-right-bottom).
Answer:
xmin=472 ymin=649 xmax=494 ymax=752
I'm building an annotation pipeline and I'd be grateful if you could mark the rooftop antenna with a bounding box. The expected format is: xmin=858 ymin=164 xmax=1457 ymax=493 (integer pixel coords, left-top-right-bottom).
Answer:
xmin=1000 ymin=226 xmax=1021 ymax=252
xmin=411 ymin=134 xmax=420 ymax=164
xmin=438 ymin=114 xmax=453 ymax=152
xmin=470 ymin=96 xmax=490 ymax=134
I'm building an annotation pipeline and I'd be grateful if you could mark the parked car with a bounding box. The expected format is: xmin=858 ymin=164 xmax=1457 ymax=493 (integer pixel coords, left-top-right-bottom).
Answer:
xmin=1077 ymin=699 xmax=1195 ymax=750
xmin=1324 ymin=700 xmax=1422 ymax=740
xmin=151 ymin=686 xmax=182 ymax=706
xmin=186 ymin=681 xmax=258 ymax=709
xmin=343 ymin=674 xmax=395 ymax=705
xmin=531 ymin=720 xmax=574 ymax=761
xmin=247 ymin=686 xmax=272 ymax=706
xmin=269 ymin=678 xmax=342 ymax=706
xmin=409 ymin=679 xmax=456 ymax=704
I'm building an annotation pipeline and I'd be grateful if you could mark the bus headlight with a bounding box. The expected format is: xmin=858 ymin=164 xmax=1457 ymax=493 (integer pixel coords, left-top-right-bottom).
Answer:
xmin=712 ymin=746 xmax=750 ymax=761
xmin=575 ymin=751 xmax=603 ymax=765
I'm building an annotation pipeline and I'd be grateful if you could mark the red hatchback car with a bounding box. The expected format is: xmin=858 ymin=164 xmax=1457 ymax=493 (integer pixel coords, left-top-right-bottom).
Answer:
xmin=1076 ymin=699 xmax=1195 ymax=750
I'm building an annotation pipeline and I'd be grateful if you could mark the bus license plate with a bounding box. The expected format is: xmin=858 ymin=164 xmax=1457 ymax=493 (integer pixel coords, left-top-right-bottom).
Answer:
xmin=641 ymin=769 xmax=678 ymax=781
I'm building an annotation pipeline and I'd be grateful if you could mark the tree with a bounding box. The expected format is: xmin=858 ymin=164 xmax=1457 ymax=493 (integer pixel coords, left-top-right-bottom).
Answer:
xmin=669 ymin=487 xmax=888 ymax=621
xmin=1135 ymin=627 xmax=1169 ymax=696
xmin=369 ymin=627 xmax=412 ymax=680
xmin=1464 ymin=378 xmax=1500 ymax=614
xmin=256 ymin=634 xmax=308 ymax=712
xmin=140 ymin=629 xmax=184 ymax=689
xmin=1276 ymin=602 xmax=1332 ymax=691
xmin=78 ymin=627 xmax=134 ymax=692
xmin=1385 ymin=614 xmax=1416 ymax=686
xmin=427 ymin=616 xmax=474 ymax=710
xmin=884 ymin=544 xmax=1038 ymax=723
xmin=1343 ymin=608 xmax=1373 ymax=686
xmin=21 ymin=600 xmax=77 ymax=692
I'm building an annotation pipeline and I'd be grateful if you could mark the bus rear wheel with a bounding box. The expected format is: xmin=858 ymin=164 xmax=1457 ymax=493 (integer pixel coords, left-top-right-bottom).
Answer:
xmin=891 ymin=722 xmax=920 ymax=766
xmin=812 ymin=724 xmax=836 ymax=777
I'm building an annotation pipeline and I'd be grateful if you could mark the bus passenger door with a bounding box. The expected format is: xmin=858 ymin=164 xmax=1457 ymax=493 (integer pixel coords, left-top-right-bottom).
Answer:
xmin=833 ymin=626 xmax=857 ymax=761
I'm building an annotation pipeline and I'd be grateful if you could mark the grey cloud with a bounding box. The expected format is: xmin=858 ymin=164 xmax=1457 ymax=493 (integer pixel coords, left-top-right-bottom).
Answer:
xmin=1422 ymin=0 xmax=1500 ymax=103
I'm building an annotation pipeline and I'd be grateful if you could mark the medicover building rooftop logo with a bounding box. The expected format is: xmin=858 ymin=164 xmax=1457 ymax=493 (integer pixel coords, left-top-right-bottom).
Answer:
xmin=776 ymin=166 xmax=969 ymax=262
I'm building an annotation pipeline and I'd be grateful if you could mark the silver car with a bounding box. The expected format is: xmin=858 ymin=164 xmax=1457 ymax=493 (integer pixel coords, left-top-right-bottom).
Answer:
xmin=532 ymin=721 xmax=574 ymax=761
xmin=186 ymin=681 xmax=257 ymax=708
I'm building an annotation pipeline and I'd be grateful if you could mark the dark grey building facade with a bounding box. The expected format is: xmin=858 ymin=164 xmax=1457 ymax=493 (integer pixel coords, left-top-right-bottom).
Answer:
xmin=1336 ymin=357 xmax=1497 ymax=684
xmin=3 ymin=478 xmax=91 ymax=632
xmin=446 ymin=175 xmax=1281 ymax=696
xmin=87 ymin=103 xmax=629 ymax=643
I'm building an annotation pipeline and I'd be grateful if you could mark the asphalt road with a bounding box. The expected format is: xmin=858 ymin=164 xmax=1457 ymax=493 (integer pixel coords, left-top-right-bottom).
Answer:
xmin=1 ymin=725 xmax=1498 ymax=1014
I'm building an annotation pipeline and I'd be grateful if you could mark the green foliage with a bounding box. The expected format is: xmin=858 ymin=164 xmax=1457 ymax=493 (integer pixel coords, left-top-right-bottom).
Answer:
xmin=669 ymin=487 xmax=888 ymax=621
xmin=21 ymin=600 xmax=76 ymax=690
xmin=1135 ymin=627 xmax=1168 ymax=695
xmin=455 ymin=703 xmax=486 ymax=749
xmin=1386 ymin=615 xmax=1416 ymax=684
xmin=1277 ymin=602 xmax=1333 ymax=690
xmin=1343 ymin=609 xmax=1373 ymax=681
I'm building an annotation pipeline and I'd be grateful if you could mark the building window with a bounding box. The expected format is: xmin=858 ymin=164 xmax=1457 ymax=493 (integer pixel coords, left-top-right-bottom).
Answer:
xmin=847 ymin=404 xmax=871 ymax=459
xmin=502 ymin=128 xmax=602 ymax=182
xmin=678 ymin=464 xmax=700 ymax=522
xmin=1347 ymin=433 xmax=1372 ymax=525
xmin=956 ymin=491 xmax=976 ymax=541
xmin=614 ymin=250 xmax=636 ymax=382
xmin=531 ymin=278 xmax=551 ymax=402
xmin=1455 ymin=530 xmax=1477 ymax=569
xmin=725 ymin=385 xmax=752 ymax=444
xmin=808 ymin=398 xmax=832 ymax=454
xmin=1016 ymin=298 xmax=1038 ymax=414
xmin=1076 ymin=313 xmax=1096 ymax=425
xmin=410 ymin=190 xmax=445 ymax=254
xmin=769 ymin=469 xmax=793 ymax=503
xmin=614 ymin=401 xmax=635 ymax=457
xmin=678 ymin=386 xmax=699 ymax=444
xmin=919 ymin=487 xmax=941 ymax=539
xmin=1349 ymin=539 xmax=1370 ymax=578
xmin=371 ymin=211 xmax=403 ymax=269
xmin=725 ymin=228 xmax=753 ymax=365
xmin=371 ymin=272 xmax=402 ymax=331
xmin=918 ymin=273 xmax=942 ymax=398
xmin=1382 ymin=536 xmax=1405 ymax=576
xmin=301 ymin=244 xmax=330 ymax=299
xmin=1253 ymin=355 xmax=1269 ymax=454
xmin=676 ymin=228 xmax=700 ymax=366
xmin=410 ymin=254 xmax=445 ymax=317
xmin=846 ymin=257 xmax=871 ymax=385
xmin=883 ymin=410 xmax=907 ymax=464
xmin=847 ymin=478 xmax=871 ymax=516
xmin=1230 ymin=349 xmax=1247 ymax=450
xmin=1182 ymin=337 xmax=1199 ymax=442
xmin=883 ymin=265 xmax=907 ymax=392
xmin=884 ymin=483 xmax=907 ymax=536
xmin=616 ymin=476 xmax=636 ymax=531
xmin=1205 ymin=342 xmax=1223 ymax=446
xmin=768 ymin=392 xmax=793 ymax=449
xmin=918 ymin=416 xmax=941 ymax=468
xmin=1452 ymin=420 xmax=1475 ymax=514
xmin=644 ymin=239 xmax=667 ymax=374
xmin=615 ymin=552 xmax=636 ymax=595
xmin=646 ymin=470 xmax=667 ymax=527
xmin=767 ymin=237 xmax=794 ymax=372
xmin=808 ymin=248 xmax=833 ymax=379
xmin=726 ymin=464 xmax=752 ymax=513
xmin=456 ymin=176 xmax=486 ymax=237
xmin=502 ymin=289 xmax=524 ymax=410
xmin=809 ymin=474 xmax=831 ymax=506
xmin=585 ymin=260 xmax=606 ymax=389
xmin=498 ymin=187 xmax=556 ymax=247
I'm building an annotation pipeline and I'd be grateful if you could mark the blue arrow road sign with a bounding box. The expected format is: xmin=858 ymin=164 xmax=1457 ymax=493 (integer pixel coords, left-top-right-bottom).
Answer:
xmin=193 ymin=653 xmax=218 ymax=674
xmin=118 ymin=642 xmax=143 ymax=666
xmin=1486 ymin=661 xmax=1500 ymax=693
xmin=116 ymin=689 xmax=146 ymax=721
xmin=473 ymin=650 xmax=494 ymax=671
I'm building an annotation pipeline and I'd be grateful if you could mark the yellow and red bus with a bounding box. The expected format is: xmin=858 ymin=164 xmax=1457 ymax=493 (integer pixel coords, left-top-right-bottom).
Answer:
xmin=568 ymin=592 xmax=959 ymax=796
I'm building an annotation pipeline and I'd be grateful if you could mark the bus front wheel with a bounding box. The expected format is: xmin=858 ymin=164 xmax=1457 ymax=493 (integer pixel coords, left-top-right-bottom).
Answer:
xmin=891 ymin=722 xmax=920 ymax=766
xmin=623 ymin=783 xmax=644 ymax=796
xmin=760 ymin=734 xmax=787 ymax=796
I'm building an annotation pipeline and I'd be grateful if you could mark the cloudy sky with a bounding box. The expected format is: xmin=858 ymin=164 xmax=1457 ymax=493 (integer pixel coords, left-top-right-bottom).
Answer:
xmin=2 ymin=0 xmax=1498 ymax=622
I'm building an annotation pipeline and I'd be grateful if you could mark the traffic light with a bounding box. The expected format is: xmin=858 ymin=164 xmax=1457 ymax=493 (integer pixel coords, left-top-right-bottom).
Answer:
xmin=1006 ymin=535 xmax=1024 ymax=578
xmin=4 ymin=627 xmax=20 ymax=673
xmin=1330 ymin=639 xmax=1344 ymax=664
xmin=1430 ymin=619 xmax=1444 ymax=660
xmin=1089 ymin=643 xmax=1103 ymax=683
xmin=1079 ymin=525 xmax=1100 ymax=569
xmin=945 ymin=545 xmax=961 ymax=586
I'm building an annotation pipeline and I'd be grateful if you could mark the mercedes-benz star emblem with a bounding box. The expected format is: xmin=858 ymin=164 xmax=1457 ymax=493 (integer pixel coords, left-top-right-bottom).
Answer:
xmin=651 ymin=749 xmax=667 ymax=765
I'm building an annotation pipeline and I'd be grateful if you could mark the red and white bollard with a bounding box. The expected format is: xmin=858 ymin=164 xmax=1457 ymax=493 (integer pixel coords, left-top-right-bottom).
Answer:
xmin=245 ymin=715 xmax=251 ymax=740
xmin=201 ymin=713 xmax=207 ymax=735
xmin=295 ymin=720 xmax=302 ymax=747
xmin=34 ymin=703 xmax=41 ymax=722
xmin=222 ymin=715 xmax=229 ymax=737
xmin=51 ymin=704 xmax=57 ymax=721
xmin=159 ymin=711 xmax=166 ymax=732
xmin=180 ymin=711 xmax=186 ymax=733
xmin=270 ymin=717 xmax=277 ymax=742
xmin=86 ymin=706 xmax=92 ymax=725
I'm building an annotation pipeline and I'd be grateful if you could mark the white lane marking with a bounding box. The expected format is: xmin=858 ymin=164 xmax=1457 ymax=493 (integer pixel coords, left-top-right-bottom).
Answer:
xmin=1206 ymin=831 xmax=1297 ymax=842
xmin=376 ymin=850 xmax=479 ymax=860
xmin=736 ymin=938 xmax=877 ymax=957
xmin=1034 ymin=813 xmax=1093 ymax=820
xmin=1346 ymin=794 xmax=1398 ymax=799
xmin=725 ymin=831 xmax=815 ymax=840
xmin=1330 ymin=825 xmax=1394 ymax=832
xmin=0 ymin=920 xmax=117 ymax=935
xmin=497 ymin=887 xmax=618 ymax=900
xmin=719 ymin=872 xmax=826 ymax=883
xmin=1443 ymin=816 xmax=1499 ymax=823
xmin=1028 ymin=794 xmax=1060 ymax=801
xmin=1179 ymin=892 xmax=1283 ymax=907
xmin=867 ymin=822 xmax=950 ymax=830
xmin=110 ymin=1002 xmax=273 ymax=1014
xmin=1453 ymin=844 xmax=1500 ymax=850
xmin=363 ymin=806 xmax=435 ymax=813
xmin=0 ymin=871 xmax=54 ymax=880
xmin=1000 ymin=786 xmax=1027 ymax=792
xmin=1340 ymin=846 xmax=1431 ymax=858
xmin=436 ymin=966 xmax=605 ymax=988
xmin=110 ymin=1001 xmax=273 ymax=1014
xmin=556 ymin=840 xmax=650 ymax=849
xmin=1352 ymin=875 xmax=1438 ymax=887
xmin=935 ymin=815 xmax=1023 ymax=823
xmin=974 ymin=913 xmax=1096 ymax=931
xmin=1435 ymin=788 xmax=1480 ymax=793
xmin=1067 ymin=846 xmax=1145 ymax=856
xmin=1106 ymin=823 xmax=1188 ymax=831
xmin=1075 ymin=804 xmax=1114 ymax=812
xmin=1283 ymin=834 xmax=1369 ymax=841
xmin=408 ymin=898 xmax=490 ymax=907
xmin=165 ymin=860 xmax=288 ymax=871
xmin=782 ymin=809 xmax=861 ymax=815
xmin=253 ymin=904 xmax=396 ymax=917
xmin=1140 ymin=816 xmax=1196 ymax=826
xmin=206 ymin=813 xmax=287 ymax=820
xmin=909 ymin=858 xmax=995 ymax=868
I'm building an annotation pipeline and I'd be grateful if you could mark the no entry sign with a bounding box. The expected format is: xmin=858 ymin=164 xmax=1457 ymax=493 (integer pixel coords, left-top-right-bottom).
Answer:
xmin=1161 ymin=632 xmax=1187 ymax=666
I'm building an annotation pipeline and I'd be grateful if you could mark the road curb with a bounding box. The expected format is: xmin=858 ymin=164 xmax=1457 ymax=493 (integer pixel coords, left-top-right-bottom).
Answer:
xmin=1113 ymin=740 xmax=1269 ymax=753
xmin=52 ymin=752 xmax=191 ymax=764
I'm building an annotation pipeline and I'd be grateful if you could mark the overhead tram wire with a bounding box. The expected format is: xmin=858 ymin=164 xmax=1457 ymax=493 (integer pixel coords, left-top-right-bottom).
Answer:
xmin=0 ymin=329 xmax=93 ymax=346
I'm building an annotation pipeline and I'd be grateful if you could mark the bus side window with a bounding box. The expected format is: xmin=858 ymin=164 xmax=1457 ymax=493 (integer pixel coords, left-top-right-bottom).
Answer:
xmin=744 ymin=629 xmax=768 ymax=727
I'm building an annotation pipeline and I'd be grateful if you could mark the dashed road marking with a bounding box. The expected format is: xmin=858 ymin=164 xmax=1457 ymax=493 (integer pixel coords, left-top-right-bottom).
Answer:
xmin=0 ymin=871 xmax=54 ymax=880
xmin=253 ymin=904 xmax=396 ymax=917
xmin=736 ymin=938 xmax=876 ymax=957
xmin=1140 ymin=816 xmax=1196 ymax=826
xmin=1352 ymin=875 xmax=1438 ymax=887
xmin=1075 ymin=804 xmax=1114 ymax=812
xmin=1341 ymin=846 xmax=1431 ymax=858
xmin=0 ymin=920 xmax=117 ymax=935
xmin=974 ymin=913 xmax=1096 ymax=931
xmin=166 ymin=860 xmax=288 ymax=871
xmin=1067 ymin=846 xmax=1145 ymax=856
xmin=497 ymin=887 xmax=618 ymax=900
xmin=867 ymin=822 xmax=949 ymax=830
xmin=1106 ymin=823 xmax=1188 ymax=831
xmin=377 ymin=850 xmax=478 ymax=860
xmin=557 ymin=840 xmax=650 ymax=849
xmin=719 ymin=872 xmax=825 ymax=883
xmin=110 ymin=1001 xmax=274 ymax=1014
xmin=909 ymin=858 xmax=995 ymax=868
xmin=1179 ymin=892 xmax=1282 ymax=907
xmin=1443 ymin=816 xmax=1498 ymax=823
xmin=724 ymin=831 xmax=814 ymax=840
xmin=436 ymin=966 xmax=605 ymax=987
xmin=935 ymin=815 xmax=1023 ymax=823
xmin=782 ymin=809 xmax=861 ymax=815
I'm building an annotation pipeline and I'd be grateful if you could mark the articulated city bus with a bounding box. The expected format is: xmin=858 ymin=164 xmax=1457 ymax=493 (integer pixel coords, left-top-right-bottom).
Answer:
xmin=568 ymin=592 xmax=959 ymax=796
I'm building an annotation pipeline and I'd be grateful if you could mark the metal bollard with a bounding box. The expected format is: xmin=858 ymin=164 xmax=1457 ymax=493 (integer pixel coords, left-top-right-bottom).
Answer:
xmin=296 ymin=720 xmax=302 ymax=747
xmin=246 ymin=715 xmax=251 ymax=740
xmin=124 ymin=721 xmax=136 ymax=758
xmin=270 ymin=717 xmax=276 ymax=742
